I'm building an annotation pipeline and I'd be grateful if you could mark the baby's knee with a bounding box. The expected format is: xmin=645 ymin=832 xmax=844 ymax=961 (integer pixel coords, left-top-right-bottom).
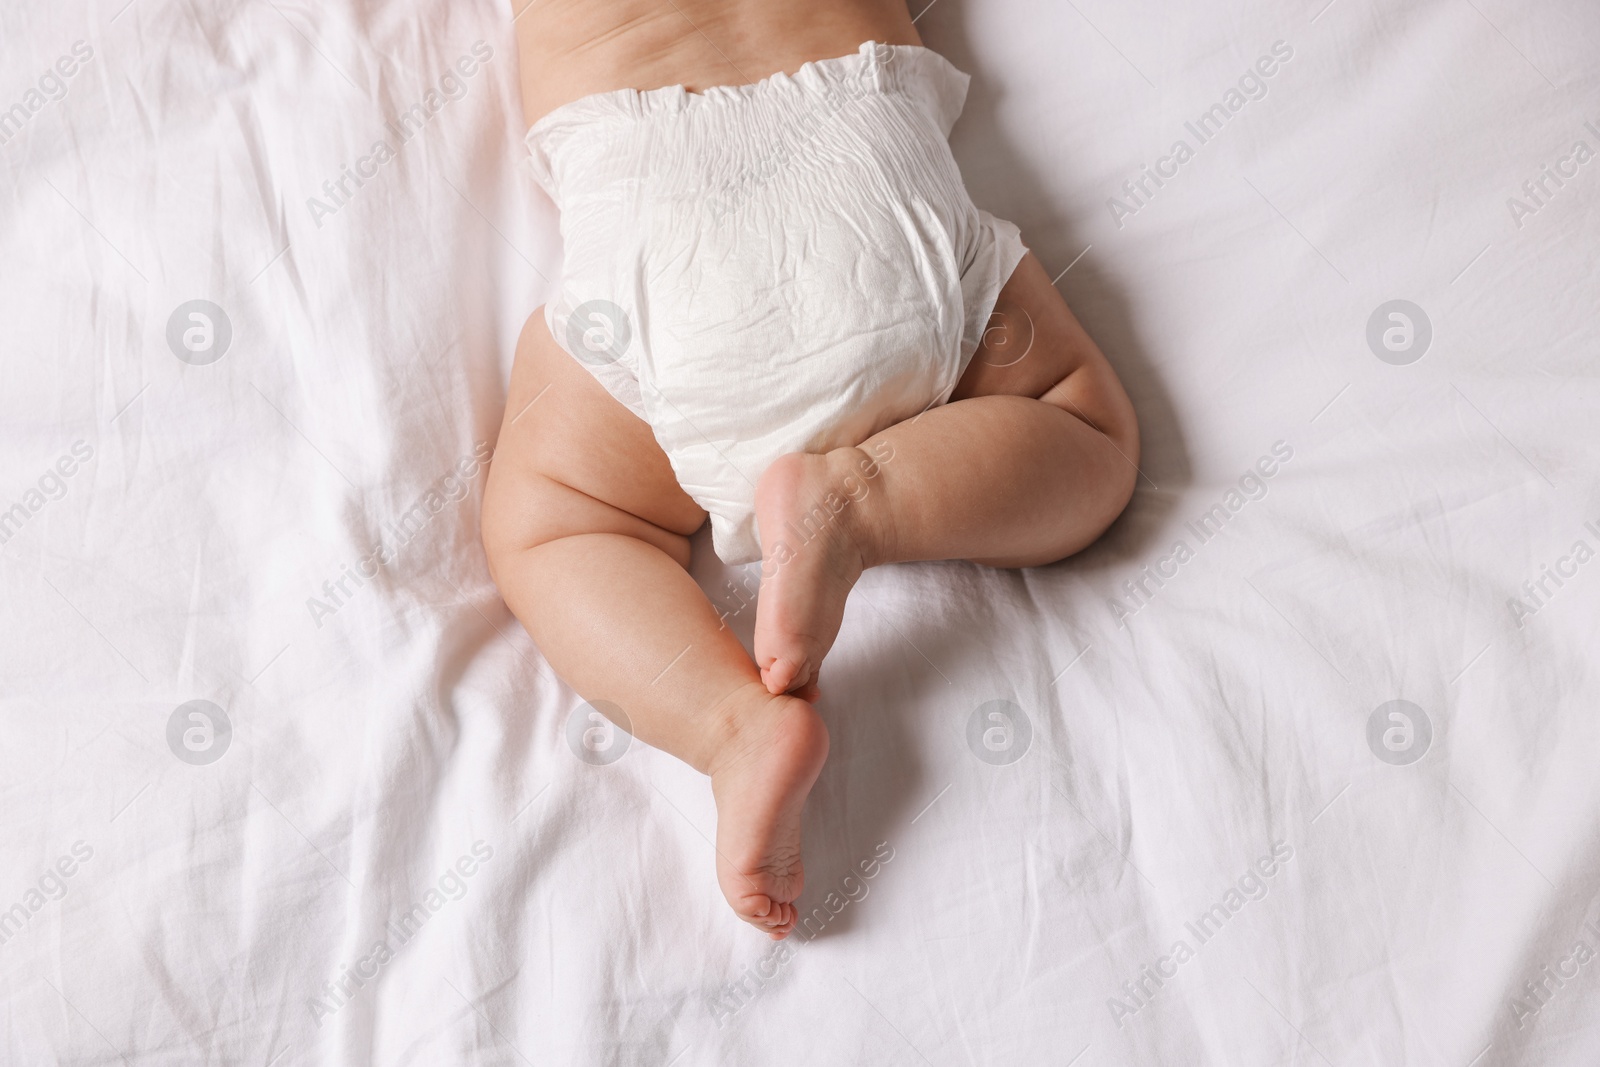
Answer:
xmin=480 ymin=465 xmax=574 ymax=578
xmin=1102 ymin=441 xmax=1139 ymax=531
xmin=479 ymin=470 xmax=536 ymax=586
xmin=481 ymin=465 xmax=695 ymax=580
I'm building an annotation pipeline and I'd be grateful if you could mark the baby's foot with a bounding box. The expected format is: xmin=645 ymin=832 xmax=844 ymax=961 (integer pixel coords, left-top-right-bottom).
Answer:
xmin=753 ymin=450 xmax=874 ymax=697
xmin=708 ymin=687 xmax=829 ymax=939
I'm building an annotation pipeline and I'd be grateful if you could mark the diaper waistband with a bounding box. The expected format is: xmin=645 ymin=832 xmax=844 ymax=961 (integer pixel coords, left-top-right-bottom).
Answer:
xmin=523 ymin=41 xmax=971 ymax=200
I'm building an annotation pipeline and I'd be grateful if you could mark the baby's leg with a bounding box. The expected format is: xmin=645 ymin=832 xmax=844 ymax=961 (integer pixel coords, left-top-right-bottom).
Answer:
xmin=755 ymin=250 xmax=1141 ymax=694
xmin=482 ymin=314 xmax=827 ymax=940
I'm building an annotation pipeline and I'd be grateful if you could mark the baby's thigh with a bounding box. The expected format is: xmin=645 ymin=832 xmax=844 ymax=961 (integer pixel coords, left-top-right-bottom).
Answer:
xmin=952 ymin=251 xmax=1103 ymax=401
xmin=482 ymin=311 xmax=706 ymax=561
xmin=951 ymin=250 xmax=1138 ymax=452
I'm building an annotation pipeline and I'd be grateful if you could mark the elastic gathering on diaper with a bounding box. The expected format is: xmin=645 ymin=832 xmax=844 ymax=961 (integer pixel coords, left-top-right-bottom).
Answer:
xmin=528 ymin=43 xmax=935 ymax=158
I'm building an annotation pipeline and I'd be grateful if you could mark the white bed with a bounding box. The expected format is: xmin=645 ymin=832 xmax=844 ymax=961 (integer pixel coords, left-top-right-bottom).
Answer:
xmin=3 ymin=0 xmax=1599 ymax=1062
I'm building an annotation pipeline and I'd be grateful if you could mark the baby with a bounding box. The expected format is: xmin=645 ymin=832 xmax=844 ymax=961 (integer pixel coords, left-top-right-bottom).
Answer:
xmin=483 ymin=0 xmax=1139 ymax=939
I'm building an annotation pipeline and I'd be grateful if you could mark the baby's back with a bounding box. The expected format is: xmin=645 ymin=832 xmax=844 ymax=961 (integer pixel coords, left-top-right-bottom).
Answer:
xmin=514 ymin=0 xmax=920 ymax=126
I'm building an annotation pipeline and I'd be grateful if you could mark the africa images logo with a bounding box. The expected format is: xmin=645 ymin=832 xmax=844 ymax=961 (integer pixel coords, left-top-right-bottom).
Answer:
xmin=166 ymin=700 xmax=232 ymax=765
xmin=166 ymin=300 xmax=232 ymax=365
xmin=966 ymin=699 xmax=1032 ymax=765
xmin=566 ymin=701 xmax=632 ymax=766
xmin=565 ymin=300 xmax=632 ymax=366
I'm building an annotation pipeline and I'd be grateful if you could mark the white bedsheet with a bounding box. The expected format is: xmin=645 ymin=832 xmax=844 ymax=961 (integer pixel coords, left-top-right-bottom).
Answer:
xmin=3 ymin=0 xmax=1598 ymax=1063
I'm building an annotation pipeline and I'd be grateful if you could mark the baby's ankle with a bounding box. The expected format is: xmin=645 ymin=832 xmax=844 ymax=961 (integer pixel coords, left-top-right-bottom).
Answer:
xmin=702 ymin=684 xmax=821 ymax=780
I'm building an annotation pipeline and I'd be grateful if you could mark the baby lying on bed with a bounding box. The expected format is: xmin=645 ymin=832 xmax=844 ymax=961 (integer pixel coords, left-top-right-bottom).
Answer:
xmin=482 ymin=0 xmax=1138 ymax=939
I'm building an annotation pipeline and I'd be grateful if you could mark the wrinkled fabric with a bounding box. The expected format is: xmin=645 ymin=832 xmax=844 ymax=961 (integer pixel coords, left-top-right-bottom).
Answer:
xmin=528 ymin=42 xmax=1026 ymax=563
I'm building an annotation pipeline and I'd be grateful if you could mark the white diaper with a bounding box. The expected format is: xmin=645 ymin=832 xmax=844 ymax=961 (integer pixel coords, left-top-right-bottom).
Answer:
xmin=525 ymin=41 xmax=1027 ymax=564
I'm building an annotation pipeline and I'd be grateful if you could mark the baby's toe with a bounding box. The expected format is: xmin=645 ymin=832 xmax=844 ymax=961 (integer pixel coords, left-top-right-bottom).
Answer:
xmin=761 ymin=657 xmax=800 ymax=695
xmin=736 ymin=895 xmax=796 ymax=935
xmin=762 ymin=904 xmax=796 ymax=939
